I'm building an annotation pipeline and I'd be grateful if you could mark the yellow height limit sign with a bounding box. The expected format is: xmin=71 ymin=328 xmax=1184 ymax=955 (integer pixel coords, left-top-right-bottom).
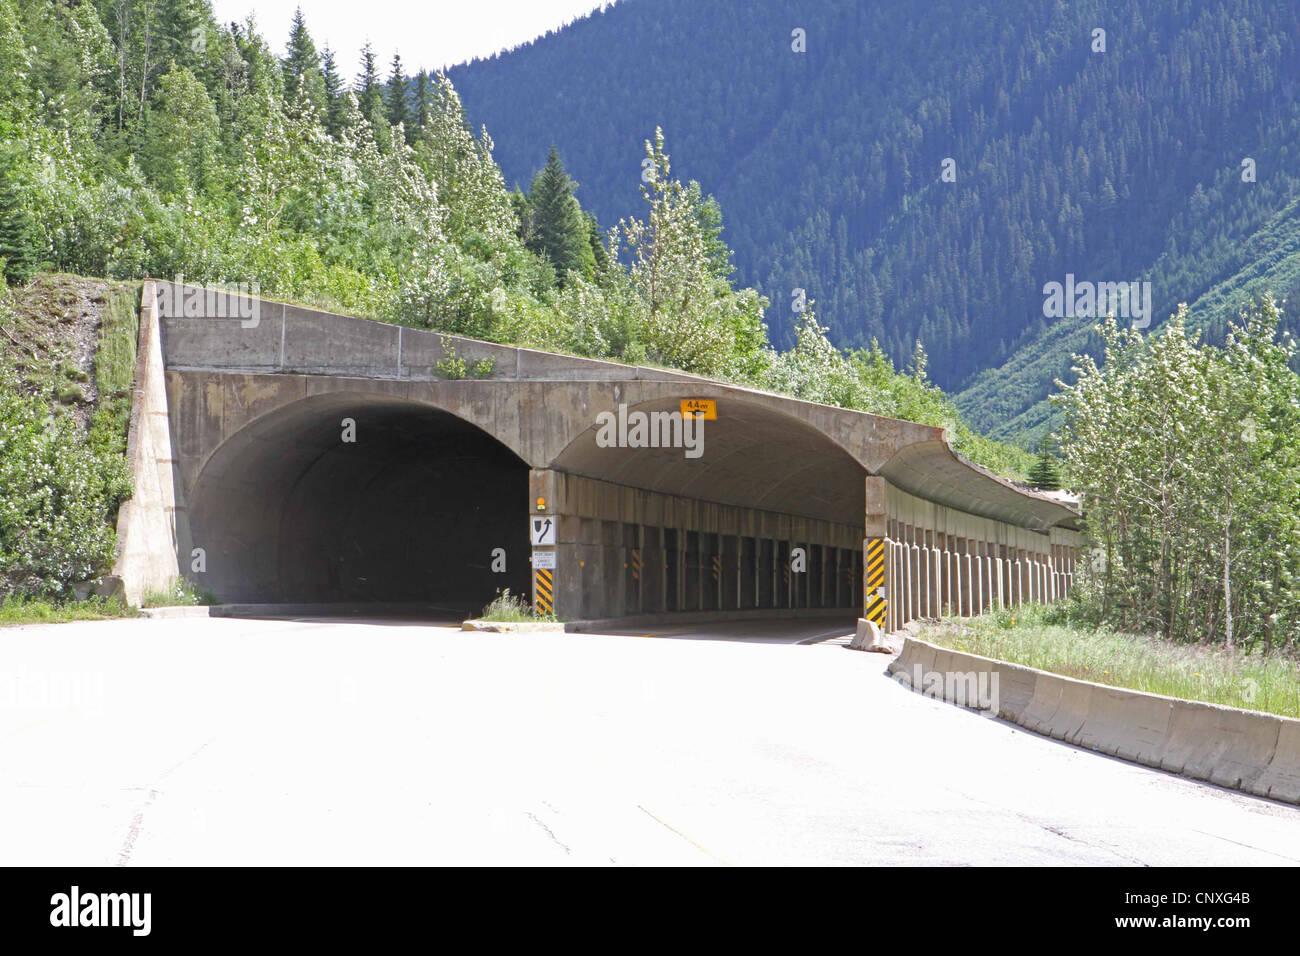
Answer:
xmin=680 ymin=398 xmax=717 ymax=420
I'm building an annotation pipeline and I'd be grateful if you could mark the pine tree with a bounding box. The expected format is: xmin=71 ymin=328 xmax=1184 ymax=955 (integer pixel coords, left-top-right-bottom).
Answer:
xmin=0 ymin=145 xmax=38 ymax=283
xmin=385 ymin=52 xmax=409 ymax=137
xmin=320 ymin=45 xmax=345 ymax=137
xmin=283 ymin=8 xmax=326 ymax=116
xmin=526 ymin=146 xmax=593 ymax=283
xmin=413 ymin=70 xmax=431 ymax=133
xmin=356 ymin=42 xmax=383 ymax=126
xmin=1028 ymin=447 xmax=1063 ymax=491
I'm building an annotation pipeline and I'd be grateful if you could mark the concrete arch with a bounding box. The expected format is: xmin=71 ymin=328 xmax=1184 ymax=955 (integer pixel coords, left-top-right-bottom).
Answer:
xmin=186 ymin=391 xmax=532 ymax=608
xmin=548 ymin=393 xmax=868 ymax=525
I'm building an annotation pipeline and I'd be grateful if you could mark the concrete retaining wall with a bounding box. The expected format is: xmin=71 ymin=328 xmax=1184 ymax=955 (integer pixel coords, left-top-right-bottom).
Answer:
xmin=112 ymin=281 xmax=189 ymax=605
xmin=888 ymin=636 xmax=1300 ymax=805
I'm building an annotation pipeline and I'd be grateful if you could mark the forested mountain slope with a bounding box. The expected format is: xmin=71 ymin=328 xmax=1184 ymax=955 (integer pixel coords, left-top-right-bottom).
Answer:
xmin=449 ymin=0 xmax=1300 ymax=441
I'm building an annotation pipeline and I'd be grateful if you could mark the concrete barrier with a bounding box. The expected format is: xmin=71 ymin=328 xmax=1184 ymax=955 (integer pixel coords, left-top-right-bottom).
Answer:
xmin=888 ymin=636 xmax=1300 ymax=806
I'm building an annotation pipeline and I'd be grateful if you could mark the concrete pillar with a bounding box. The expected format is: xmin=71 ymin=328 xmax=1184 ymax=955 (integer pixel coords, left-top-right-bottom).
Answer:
xmin=909 ymin=536 xmax=920 ymax=623
xmin=864 ymin=476 xmax=890 ymax=630
xmin=951 ymin=546 xmax=961 ymax=613
xmin=962 ymin=543 xmax=973 ymax=617
xmin=952 ymin=545 xmax=964 ymax=618
xmin=925 ymin=538 xmax=935 ymax=621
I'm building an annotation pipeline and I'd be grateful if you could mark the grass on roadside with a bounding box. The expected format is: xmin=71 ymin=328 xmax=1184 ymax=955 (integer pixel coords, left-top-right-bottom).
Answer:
xmin=920 ymin=602 xmax=1300 ymax=719
xmin=475 ymin=588 xmax=559 ymax=623
xmin=0 ymin=595 xmax=137 ymax=626
xmin=140 ymin=578 xmax=217 ymax=608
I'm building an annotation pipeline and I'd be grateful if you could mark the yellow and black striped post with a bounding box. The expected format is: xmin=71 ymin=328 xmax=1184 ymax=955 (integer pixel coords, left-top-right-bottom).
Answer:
xmin=630 ymin=549 xmax=640 ymax=581
xmin=865 ymin=537 xmax=887 ymax=627
xmin=534 ymin=567 xmax=554 ymax=615
xmin=711 ymin=554 xmax=720 ymax=582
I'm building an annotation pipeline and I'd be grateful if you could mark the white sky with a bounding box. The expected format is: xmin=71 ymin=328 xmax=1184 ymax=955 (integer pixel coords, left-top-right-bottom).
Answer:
xmin=210 ymin=0 xmax=614 ymax=72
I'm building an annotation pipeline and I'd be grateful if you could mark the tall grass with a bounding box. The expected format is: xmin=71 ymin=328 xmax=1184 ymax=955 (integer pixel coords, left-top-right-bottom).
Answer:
xmin=923 ymin=603 xmax=1300 ymax=719
xmin=476 ymin=588 xmax=557 ymax=623
xmin=89 ymin=283 xmax=139 ymax=454
xmin=140 ymin=578 xmax=216 ymax=608
xmin=0 ymin=595 xmax=136 ymax=626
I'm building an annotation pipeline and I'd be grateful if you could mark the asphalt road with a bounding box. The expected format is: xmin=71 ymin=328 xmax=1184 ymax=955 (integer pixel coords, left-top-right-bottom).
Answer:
xmin=2 ymin=614 xmax=1298 ymax=866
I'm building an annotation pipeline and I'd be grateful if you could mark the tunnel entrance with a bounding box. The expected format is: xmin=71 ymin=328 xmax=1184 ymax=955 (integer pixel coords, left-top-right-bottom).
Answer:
xmin=187 ymin=396 xmax=531 ymax=614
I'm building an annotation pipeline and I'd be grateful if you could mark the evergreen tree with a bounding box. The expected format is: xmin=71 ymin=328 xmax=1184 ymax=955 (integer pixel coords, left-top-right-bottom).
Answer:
xmin=282 ymin=7 xmax=326 ymax=116
xmin=0 ymin=145 xmax=38 ymax=283
xmin=413 ymin=70 xmax=432 ymax=133
xmin=526 ymin=146 xmax=593 ymax=283
xmin=355 ymin=41 xmax=383 ymax=126
xmin=385 ymin=52 xmax=409 ymax=136
xmin=1027 ymin=447 xmax=1063 ymax=491
xmin=320 ymin=45 xmax=345 ymax=137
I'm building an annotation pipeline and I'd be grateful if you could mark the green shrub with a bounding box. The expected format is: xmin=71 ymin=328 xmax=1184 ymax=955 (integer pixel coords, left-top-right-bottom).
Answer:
xmin=0 ymin=364 xmax=131 ymax=597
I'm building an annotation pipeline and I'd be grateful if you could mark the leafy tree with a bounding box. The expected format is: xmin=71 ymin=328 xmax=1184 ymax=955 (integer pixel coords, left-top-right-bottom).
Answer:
xmin=618 ymin=128 xmax=749 ymax=375
xmin=1054 ymin=298 xmax=1300 ymax=648
xmin=139 ymin=65 xmax=220 ymax=197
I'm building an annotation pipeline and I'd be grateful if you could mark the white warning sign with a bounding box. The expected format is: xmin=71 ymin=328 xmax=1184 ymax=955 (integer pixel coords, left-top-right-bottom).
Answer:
xmin=530 ymin=516 xmax=556 ymax=546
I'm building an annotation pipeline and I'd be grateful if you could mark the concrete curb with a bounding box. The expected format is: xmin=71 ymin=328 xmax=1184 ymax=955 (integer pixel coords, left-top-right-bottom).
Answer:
xmin=461 ymin=620 xmax=565 ymax=633
xmin=141 ymin=606 xmax=212 ymax=619
xmin=889 ymin=636 xmax=1300 ymax=806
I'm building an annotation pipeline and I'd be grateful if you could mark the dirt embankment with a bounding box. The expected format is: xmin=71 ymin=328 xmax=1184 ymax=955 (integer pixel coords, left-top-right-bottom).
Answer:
xmin=0 ymin=274 xmax=138 ymax=431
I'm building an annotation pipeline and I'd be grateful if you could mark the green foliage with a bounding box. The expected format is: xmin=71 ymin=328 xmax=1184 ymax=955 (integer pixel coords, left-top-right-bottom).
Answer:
xmin=523 ymin=147 xmax=595 ymax=283
xmin=448 ymin=0 xmax=1300 ymax=442
xmin=0 ymin=359 xmax=131 ymax=598
xmin=1055 ymin=296 xmax=1300 ymax=649
xmin=89 ymin=285 xmax=139 ymax=454
xmin=0 ymin=0 xmax=1031 ymax=486
xmin=1027 ymin=448 xmax=1062 ymax=491
xmin=141 ymin=577 xmax=216 ymax=607
xmin=0 ymin=144 xmax=39 ymax=283
xmin=925 ymin=603 xmax=1300 ymax=719
xmin=477 ymin=588 xmax=557 ymax=623
xmin=0 ymin=593 xmax=135 ymax=626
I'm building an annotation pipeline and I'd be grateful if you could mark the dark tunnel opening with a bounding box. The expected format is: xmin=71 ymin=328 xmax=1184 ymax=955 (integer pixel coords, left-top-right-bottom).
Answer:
xmin=187 ymin=397 xmax=531 ymax=613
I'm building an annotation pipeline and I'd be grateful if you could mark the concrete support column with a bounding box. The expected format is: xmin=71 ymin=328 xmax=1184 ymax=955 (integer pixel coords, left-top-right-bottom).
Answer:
xmin=864 ymin=476 xmax=890 ymax=631
xmin=961 ymin=542 xmax=973 ymax=617
xmin=952 ymin=544 xmax=964 ymax=618
xmin=909 ymin=534 xmax=920 ymax=623
xmin=927 ymin=536 xmax=940 ymax=620
xmin=1008 ymin=548 xmax=1019 ymax=608
xmin=956 ymin=541 xmax=967 ymax=616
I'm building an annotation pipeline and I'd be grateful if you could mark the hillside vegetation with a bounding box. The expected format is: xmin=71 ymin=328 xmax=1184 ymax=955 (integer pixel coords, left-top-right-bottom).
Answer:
xmin=449 ymin=0 xmax=1300 ymax=444
xmin=0 ymin=0 xmax=1031 ymax=478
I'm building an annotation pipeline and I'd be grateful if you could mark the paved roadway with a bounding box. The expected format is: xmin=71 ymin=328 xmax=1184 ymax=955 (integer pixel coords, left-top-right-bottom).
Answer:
xmin=2 ymin=613 xmax=1298 ymax=866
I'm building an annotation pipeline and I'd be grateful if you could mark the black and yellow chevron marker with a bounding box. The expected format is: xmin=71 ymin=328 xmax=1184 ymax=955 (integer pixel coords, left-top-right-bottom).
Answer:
xmin=534 ymin=567 xmax=554 ymax=615
xmin=711 ymin=554 xmax=721 ymax=581
xmin=630 ymin=549 xmax=641 ymax=580
xmin=865 ymin=537 xmax=887 ymax=626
